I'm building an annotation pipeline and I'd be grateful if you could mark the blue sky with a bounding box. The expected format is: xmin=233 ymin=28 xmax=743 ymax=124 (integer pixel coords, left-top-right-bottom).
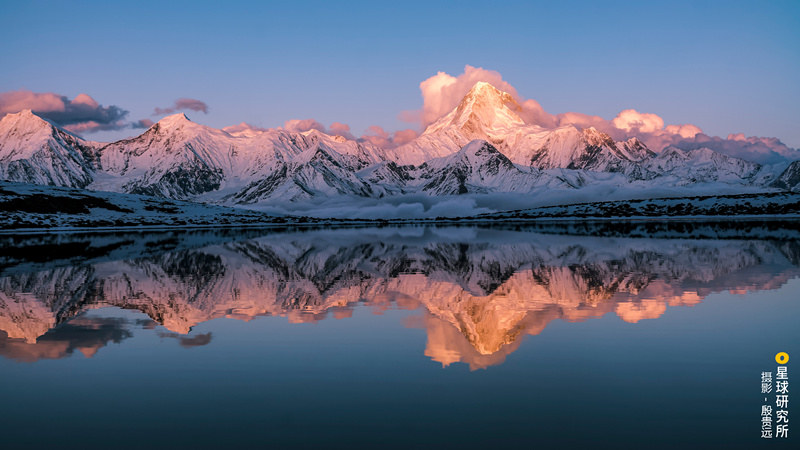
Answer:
xmin=1 ymin=0 xmax=798 ymax=148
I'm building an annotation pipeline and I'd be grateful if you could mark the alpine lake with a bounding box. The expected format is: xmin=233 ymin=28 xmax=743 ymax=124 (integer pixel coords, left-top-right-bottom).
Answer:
xmin=1 ymin=220 xmax=797 ymax=449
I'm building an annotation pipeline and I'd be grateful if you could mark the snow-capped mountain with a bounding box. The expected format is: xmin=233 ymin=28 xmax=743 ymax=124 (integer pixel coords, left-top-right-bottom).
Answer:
xmin=0 ymin=110 xmax=99 ymax=188
xmin=0 ymin=81 xmax=792 ymax=210
xmin=92 ymin=113 xmax=231 ymax=197
xmin=383 ymin=81 xmax=530 ymax=165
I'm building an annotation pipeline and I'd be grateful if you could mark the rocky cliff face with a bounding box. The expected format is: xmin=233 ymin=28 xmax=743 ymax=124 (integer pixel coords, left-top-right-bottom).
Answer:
xmin=771 ymin=160 xmax=800 ymax=191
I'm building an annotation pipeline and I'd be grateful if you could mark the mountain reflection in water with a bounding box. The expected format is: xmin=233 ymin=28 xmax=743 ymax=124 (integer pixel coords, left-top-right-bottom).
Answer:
xmin=1 ymin=221 xmax=798 ymax=369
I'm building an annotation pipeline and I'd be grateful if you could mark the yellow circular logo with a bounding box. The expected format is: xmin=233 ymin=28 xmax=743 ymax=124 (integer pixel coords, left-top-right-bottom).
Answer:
xmin=776 ymin=352 xmax=789 ymax=364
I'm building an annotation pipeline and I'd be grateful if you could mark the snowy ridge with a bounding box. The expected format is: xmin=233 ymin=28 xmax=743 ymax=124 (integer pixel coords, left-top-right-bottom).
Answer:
xmin=228 ymin=145 xmax=378 ymax=203
xmin=410 ymin=140 xmax=551 ymax=195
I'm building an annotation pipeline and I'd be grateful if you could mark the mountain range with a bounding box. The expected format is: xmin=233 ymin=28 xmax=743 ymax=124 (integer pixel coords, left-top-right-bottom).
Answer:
xmin=1 ymin=82 xmax=798 ymax=213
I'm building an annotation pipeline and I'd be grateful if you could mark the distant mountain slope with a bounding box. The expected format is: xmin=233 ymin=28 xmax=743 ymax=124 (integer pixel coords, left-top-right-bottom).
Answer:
xmin=771 ymin=160 xmax=800 ymax=191
xmin=645 ymin=146 xmax=761 ymax=183
xmin=227 ymin=145 xmax=378 ymax=203
xmin=410 ymin=140 xmax=554 ymax=195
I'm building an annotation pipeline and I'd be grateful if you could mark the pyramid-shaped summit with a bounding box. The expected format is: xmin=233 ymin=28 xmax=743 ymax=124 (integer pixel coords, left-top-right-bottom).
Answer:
xmin=425 ymin=82 xmax=525 ymax=137
xmin=0 ymin=110 xmax=97 ymax=187
xmin=0 ymin=109 xmax=58 ymax=137
xmin=157 ymin=112 xmax=192 ymax=126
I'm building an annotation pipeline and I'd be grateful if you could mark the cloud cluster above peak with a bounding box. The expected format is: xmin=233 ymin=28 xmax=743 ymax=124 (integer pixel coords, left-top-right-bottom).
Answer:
xmin=0 ymin=91 xmax=212 ymax=137
xmin=0 ymin=90 xmax=129 ymax=134
xmin=397 ymin=65 xmax=798 ymax=164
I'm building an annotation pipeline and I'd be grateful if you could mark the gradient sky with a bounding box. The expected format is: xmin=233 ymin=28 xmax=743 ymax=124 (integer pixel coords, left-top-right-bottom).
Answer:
xmin=1 ymin=0 xmax=798 ymax=148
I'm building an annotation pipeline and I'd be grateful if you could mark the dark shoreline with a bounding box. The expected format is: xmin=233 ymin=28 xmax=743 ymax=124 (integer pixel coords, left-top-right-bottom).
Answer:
xmin=3 ymin=216 xmax=800 ymax=238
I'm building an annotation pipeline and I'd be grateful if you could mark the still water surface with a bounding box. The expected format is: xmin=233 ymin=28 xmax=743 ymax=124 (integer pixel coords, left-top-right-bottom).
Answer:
xmin=0 ymin=222 xmax=797 ymax=448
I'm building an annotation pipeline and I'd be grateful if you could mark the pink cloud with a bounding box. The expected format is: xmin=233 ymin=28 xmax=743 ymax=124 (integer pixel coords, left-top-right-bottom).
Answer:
xmin=361 ymin=125 xmax=391 ymax=147
xmin=71 ymin=93 xmax=99 ymax=109
xmin=222 ymin=122 xmax=269 ymax=134
xmin=729 ymin=133 xmax=747 ymax=141
xmin=551 ymin=109 xmax=706 ymax=151
xmin=132 ymin=118 xmax=155 ymax=129
xmin=603 ymin=110 xmax=702 ymax=150
xmin=281 ymin=119 xmax=358 ymax=140
xmin=329 ymin=122 xmax=356 ymax=140
xmin=610 ymin=114 xmax=704 ymax=151
xmin=556 ymin=111 xmax=620 ymax=137
xmin=550 ymin=105 xmax=706 ymax=152
xmin=329 ymin=122 xmax=350 ymax=133
xmin=0 ymin=90 xmax=66 ymax=115
xmin=627 ymin=123 xmax=706 ymax=151
xmin=283 ymin=118 xmax=326 ymax=133
xmin=666 ymin=123 xmax=703 ymax=138
xmin=0 ymin=90 xmax=129 ymax=134
xmin=153 ymin=98 xmax=209 ymax=115
xmin=612 ymin=109 xmax=665 ymax=134
xmin=392 ymin=129 xmax=419 ymax=146
xmin=361 ymin=125 xmax=418 ymax=148
xmin=519 ymin=99 xmax=557 ymax=128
